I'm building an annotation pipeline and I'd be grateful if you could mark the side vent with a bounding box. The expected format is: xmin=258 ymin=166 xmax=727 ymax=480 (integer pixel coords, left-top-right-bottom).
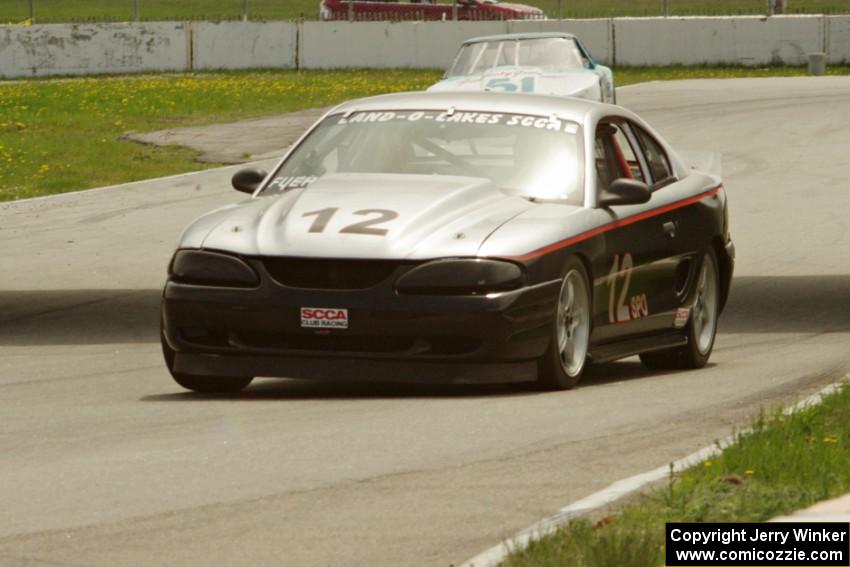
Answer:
xmin=675 ymin=258 xmax=693 ymax=299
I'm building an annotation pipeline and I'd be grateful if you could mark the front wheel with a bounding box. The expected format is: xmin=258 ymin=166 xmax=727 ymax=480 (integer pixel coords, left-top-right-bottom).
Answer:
xmin=161 ymin=327 xmax=253 ymax=394
xmin=640 ymin=248 xmax=720 ymax=370
xmin=538 ymin=258 xmax=592 ymax=390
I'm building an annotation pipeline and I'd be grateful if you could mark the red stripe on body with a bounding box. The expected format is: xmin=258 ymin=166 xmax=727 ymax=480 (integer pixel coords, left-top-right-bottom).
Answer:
xmin=508 ymin=186 xmax=722 ymax=262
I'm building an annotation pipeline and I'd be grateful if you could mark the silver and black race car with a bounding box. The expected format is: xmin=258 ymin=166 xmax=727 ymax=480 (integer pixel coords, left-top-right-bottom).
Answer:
xmin=161 ymin=91 xmax=734 ymax=393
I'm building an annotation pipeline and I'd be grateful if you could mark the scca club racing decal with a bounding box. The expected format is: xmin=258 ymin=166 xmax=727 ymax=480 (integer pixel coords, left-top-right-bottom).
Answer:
xmin=300 ymin=307 xmax=349 ymax=329
xmin=674 ymin=307 xmax=690 ymax=328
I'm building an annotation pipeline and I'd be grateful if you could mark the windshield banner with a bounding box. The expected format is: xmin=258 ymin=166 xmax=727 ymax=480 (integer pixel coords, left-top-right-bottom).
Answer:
xmin=337 ymin=110 xmax=578 ymax=134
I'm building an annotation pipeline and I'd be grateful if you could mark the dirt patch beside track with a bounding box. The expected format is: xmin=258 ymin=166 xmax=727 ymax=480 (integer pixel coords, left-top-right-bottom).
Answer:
xmin=124 ymin=107 xmax=328 ymax=164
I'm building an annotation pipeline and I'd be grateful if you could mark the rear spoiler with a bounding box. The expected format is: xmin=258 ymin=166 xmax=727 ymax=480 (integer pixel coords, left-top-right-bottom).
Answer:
xmin=679 ymin=151 xmax=722 ymax=179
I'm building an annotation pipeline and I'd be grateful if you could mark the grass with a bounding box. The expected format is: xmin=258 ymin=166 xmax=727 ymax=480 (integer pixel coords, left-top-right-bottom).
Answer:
xmin=1 ymin=0 xmax=849 ymax=23
xmin=503 ymin=380 xmax=850 ymax=567
xmin=0 ymin=69 xmax=441 ymax=201
xmin=2 ymin=63 xmax=850 ymax=201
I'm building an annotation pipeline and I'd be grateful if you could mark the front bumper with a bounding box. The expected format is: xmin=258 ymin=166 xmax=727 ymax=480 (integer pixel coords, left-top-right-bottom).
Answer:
xmin=162 ymin=258 xmax=559 ymax=384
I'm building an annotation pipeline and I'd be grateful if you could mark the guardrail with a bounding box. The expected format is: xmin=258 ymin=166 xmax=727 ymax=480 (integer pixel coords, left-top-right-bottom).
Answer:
xmin=1 ymin=16 xmax=848 ymax=79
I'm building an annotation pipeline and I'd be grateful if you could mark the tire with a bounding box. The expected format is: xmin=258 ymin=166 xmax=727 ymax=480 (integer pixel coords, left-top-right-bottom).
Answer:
xmin=538 ymin=257 xmax=592 ymax=390
xmin=640 ymin=248 xmax=720 ymax=370
xmin=160 ymin=326 xmax=253 ymax=394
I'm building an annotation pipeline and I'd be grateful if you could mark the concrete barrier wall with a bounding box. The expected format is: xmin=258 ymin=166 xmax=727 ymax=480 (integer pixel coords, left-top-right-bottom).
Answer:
xmin=0 ymin=22 xmax=187 ymax=78
xmin=299 ymin=20 xmax=507 ymax=69
xmin=827 ymin=16 xmax=850 ymax=63
xmin=0 ymin=16 xmax=845 ymax=78
xmin=192 ymin=21 xmax=297 ymax=70
xmin=615 ymin=15 xmax=824 ymax=66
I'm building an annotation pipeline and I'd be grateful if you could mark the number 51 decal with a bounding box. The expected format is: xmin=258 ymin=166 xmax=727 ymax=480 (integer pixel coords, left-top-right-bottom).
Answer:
xmin=485 ymin=76 xmax=536 ymax=93
xmin=606 ymin=253 xmax=649 ymax=323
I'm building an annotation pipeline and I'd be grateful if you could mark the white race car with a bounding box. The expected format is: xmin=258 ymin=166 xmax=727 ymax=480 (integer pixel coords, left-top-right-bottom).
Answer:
xmin=429 ymin=32 xmax=616 ymax=104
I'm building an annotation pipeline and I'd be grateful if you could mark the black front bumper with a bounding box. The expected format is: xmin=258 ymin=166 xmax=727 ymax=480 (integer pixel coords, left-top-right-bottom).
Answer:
xmin=162 ymin=260 xmax=560 ymax=384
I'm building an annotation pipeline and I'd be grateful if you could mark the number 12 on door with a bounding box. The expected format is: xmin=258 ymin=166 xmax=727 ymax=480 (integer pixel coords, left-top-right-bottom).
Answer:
xmin=607 ymin=253 xmax=649 ymax=324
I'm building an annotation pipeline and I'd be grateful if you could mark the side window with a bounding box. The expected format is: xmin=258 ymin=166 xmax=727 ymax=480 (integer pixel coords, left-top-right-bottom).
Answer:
xmin=613 ymin=126 xmax=646 ymax=183
xmin=594 ymin=121 xmax=646 ymax=192
xmin=594 ymin=134 xmax=614 ymax=191
xmin=634 ymin=126 xmax=673 ymax=186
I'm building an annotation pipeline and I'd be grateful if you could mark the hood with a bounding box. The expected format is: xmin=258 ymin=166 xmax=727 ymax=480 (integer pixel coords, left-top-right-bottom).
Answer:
xmin=187 ymin=173 xmax=534 ymax=260
xmin=429 ymin=68 xmax=601 ymax=100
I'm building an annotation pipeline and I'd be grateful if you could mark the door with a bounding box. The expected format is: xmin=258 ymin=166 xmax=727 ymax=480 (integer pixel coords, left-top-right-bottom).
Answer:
xmin=591 ymin=120 xmax=682 ymax=343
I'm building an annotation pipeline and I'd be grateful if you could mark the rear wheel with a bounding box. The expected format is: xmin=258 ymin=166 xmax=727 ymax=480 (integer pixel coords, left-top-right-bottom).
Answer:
xmin=640 ymin=248 xmax=720 ymax=370
xmin=161 ymin=327 xmax=253 ymax=394
xmin=538 ymin=258 xmax=592 ymax=390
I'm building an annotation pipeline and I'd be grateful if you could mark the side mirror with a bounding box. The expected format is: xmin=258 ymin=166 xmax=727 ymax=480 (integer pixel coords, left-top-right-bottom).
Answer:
xmin=231 ymin=168 xmax=267 ymax=194
xmin=599 ymin=178 xmax=651 ymax=207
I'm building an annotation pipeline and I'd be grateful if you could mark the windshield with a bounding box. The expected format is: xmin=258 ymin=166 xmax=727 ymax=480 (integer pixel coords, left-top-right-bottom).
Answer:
xmin=263 ymin=110 xmax=584 ymax=203
xmin=447 ymin=37 xmax=588 ymax=77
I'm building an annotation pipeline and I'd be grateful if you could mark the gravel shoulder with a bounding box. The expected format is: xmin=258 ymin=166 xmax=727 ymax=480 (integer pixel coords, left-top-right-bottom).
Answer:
xmin=124 ymin=107 xmax=329 ymax=164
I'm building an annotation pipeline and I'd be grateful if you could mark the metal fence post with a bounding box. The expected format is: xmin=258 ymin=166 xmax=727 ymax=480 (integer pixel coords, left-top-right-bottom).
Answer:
xmin=348 ymin=0 xmax=354 ymax=21
xmin=242 ymin=0 xmax=249 ymax=21
xmin=29 ymin=0 xmax=34 ymax=21
xmin=663 ymin=0 xmax=669 ymax=17
xmin=452 ymin=0 xmax=457 ymax=21
xmin=133 ymin=0 xmax=140 ymax=21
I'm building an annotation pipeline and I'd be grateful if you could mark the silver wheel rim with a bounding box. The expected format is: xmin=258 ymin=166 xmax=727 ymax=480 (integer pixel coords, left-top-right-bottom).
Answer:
xmin=692 ymin=254 xmax=719 ymax=355
xmin=556 ymin=269 xmax=590 ymax=378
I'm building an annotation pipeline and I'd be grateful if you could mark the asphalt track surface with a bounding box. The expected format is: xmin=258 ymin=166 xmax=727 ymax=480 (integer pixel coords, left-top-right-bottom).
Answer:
xmin=1 ymin=78 xmax=849 ymax=566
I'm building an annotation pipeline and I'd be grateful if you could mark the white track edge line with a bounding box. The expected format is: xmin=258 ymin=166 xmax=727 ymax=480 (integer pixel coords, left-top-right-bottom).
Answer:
xmin=616 ymin=82 xmax=658 ymax=91
xmin=461 ymin=377 xmax=849 ymax=567
xmin=1 ymin=158 xmax=275 ymax=207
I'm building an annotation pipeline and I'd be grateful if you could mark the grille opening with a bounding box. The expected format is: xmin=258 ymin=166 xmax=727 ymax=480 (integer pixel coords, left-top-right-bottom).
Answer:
xmin=234 ymin=332 xmax=480 ymax=356
xmin=180 ymin=327 xmax=230 ymax=347
xmin=237 ymin=332 xmax=416 ymax=354
xmin=262 ymin=258 xmax=408 ymax=290
xmin=426 ymin=337 xmax=481 ymax=355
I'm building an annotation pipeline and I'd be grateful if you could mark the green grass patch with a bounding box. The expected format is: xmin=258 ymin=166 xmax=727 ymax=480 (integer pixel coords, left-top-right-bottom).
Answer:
xmin=615 ymin=64 xmax=850 ymax=84
xmin=2 ymin=64 xmax=849 ymax=201
xmin=2 ymin=0 xmax=849 ymax=23
xmin=504 ymin=381 xmax=850 ymax=567
xmin=0 ymin=69 xmax=441 ymax=201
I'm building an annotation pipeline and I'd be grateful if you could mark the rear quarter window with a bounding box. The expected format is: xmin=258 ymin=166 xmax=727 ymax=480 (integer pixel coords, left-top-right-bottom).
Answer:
xmin=634 ymin=126 xmax=674 ymax=186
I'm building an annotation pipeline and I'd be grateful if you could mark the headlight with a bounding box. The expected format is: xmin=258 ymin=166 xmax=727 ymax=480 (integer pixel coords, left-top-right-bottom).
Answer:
xmin=169 ymin=250 xmax=259 ymax=288
xmin=394 ymin=259 xmax=525 ymax=295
